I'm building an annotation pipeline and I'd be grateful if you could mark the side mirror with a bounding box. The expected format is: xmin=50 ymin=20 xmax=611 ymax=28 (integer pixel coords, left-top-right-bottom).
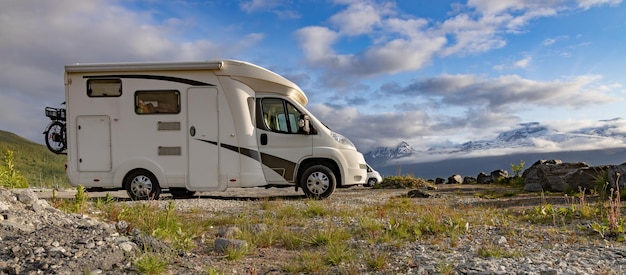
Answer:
xmin=298 ymin=115 xmax=310 ymax=134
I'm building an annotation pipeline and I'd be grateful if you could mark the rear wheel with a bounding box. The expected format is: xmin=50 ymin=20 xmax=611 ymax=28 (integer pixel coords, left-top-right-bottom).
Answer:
xmin=300 ymin=165 xmax=336 ymax=199
xmin=44 ymin=121 xmax=66 ymax=154
xmin=125 ymin=170 xmax=161 ymax=200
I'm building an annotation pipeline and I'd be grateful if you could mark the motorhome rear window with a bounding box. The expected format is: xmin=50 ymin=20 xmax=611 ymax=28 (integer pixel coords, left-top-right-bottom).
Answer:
xmin=87 ymin=79 xmax=122 ymax=97
xmin=135 ymin=90 xmax=180 ymax=114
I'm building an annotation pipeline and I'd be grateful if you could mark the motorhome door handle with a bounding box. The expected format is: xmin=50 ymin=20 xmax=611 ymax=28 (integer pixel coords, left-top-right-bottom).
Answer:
xmin=189 ymin=126 xmax=196 ymax=137
xmin=260 ymin=133 xmax=267 ymax=145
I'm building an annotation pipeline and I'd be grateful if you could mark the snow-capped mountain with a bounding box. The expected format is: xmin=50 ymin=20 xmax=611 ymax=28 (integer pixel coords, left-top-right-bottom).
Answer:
xmin=364 ymin=119 xmax=626 ymax=168
xmin=362 ymin=119 xmax=626 ymax=179
xmin=363 ymin=141 xmax=417 ymax=163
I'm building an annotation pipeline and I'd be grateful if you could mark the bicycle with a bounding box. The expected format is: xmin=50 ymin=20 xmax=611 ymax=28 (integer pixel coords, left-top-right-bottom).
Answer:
xmin=43 ymin=105 xmax=67 ymax=154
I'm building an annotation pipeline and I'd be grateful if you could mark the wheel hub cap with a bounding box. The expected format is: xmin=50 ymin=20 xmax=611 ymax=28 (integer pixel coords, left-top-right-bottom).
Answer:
xmin=130 ymin=175 xmax=152 ymax=198
xmin=306 ymin=171 xmax=329 ymax=195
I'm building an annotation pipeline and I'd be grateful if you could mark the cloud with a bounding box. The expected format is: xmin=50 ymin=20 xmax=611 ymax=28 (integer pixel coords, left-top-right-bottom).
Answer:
xmin=391 ymin=74 xmax=616 ymax=111
xmin=240 ymin=0 xmax=284 ymax=13
xmin=329 ymin=1 xmax=393 ymax=36
xmin=493 ymin=56 xmax=532 ymax=70
xmin=308 ymin=104 xmax=433 ymax=151
xmin=295 ymin=0 xmax=618 ymax=80
xmin=514 ymin=56 xmax=531 ymax=68
xmin=0 ymin=0 xmax=261 ymax=143
xmin=578 ymin=0 xmax=623 ymax=9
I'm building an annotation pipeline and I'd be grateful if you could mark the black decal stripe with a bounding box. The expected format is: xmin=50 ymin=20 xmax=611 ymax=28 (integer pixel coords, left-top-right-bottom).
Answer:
xmin=192 ymin=138 xmax=296 ymax=181
xmin=240 ymin=148 xmax=260 ymax=161
xmin=259 ymin=153 xmax=297 ymax=182
xmin=196 ymin=139 xmax=218 ymax=145
xmin=84 ymin=74 xmax=215 ymax=86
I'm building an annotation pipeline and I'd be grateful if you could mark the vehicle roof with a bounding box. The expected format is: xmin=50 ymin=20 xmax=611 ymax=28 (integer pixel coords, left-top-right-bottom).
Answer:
xmin=65 ymin=59 xmax=308 ymax=105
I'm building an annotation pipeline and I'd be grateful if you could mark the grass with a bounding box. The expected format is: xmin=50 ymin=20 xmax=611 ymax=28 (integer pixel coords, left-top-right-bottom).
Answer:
xmin=43 ymin=174 xmax=625 ymax=274
xmin=0 ymin=131 xmax=69 ymax=188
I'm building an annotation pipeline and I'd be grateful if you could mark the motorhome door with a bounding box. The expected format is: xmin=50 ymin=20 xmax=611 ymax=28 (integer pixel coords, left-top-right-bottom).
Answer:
xmin=256 ymin=98 xmax=313 ymax=183
xmin=187 ymin=87 xmax=220 ymax=190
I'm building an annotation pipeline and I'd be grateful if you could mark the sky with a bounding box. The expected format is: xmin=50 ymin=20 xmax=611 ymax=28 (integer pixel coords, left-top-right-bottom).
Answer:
xmin=1 ymin=0 xmax=625 ymax=155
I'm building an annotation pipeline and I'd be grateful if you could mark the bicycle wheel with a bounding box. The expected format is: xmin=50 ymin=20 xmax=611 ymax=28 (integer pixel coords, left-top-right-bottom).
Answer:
xmin=45 ymin=121 xmax=66 ymax=154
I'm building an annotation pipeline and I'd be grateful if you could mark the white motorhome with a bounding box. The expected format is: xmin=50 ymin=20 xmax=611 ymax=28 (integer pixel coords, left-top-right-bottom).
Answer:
xmin=46 ymin=60 xmax=367 ymax=199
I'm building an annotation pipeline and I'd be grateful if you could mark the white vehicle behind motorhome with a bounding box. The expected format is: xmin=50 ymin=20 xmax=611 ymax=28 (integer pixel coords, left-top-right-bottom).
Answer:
xmin=43 ymin=60 xmax=367 ymax=199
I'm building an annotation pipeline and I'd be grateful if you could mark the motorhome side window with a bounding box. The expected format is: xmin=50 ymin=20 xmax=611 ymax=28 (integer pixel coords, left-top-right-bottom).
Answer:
xmin=87 ymin=79 xmax=122 ymax=97
xmin=135 ymin=90 xmax=181 ymax=114
xmin=261 ymin=98 xmax=303 ymax=134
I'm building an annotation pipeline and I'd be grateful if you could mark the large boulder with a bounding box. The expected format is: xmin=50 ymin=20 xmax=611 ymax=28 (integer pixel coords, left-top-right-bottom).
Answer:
xmin=522 ymin=160 xmax=589 ymax=192
xmin=448 ymin=174 xmax=462 ymax=184
xmin=477 ymin=172 xmax=491 ymax=184
xmin=490 ymin=169 xmax=509 ymax=182
xmin=463 ymin=176 xmax=477 ymax=184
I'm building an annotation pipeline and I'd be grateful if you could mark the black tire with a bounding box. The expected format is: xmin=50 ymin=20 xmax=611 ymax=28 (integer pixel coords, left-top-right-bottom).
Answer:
xmin=125 ymin=170 xmax=161 ymax=200
xmin=44 ymin=121 xmax=66 ymax=154
xmin=300 ymin=165 xmax=336 ymax=199
xmin=170 ymin=188 xmax=197 ymax=199
xmin=365 ymin=178 xmax=377 ymax=187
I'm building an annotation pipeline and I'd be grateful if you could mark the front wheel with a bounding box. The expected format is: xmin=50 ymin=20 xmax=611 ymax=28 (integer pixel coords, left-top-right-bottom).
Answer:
xmin=365 ymin=178 xmax=377 ymax=187
xmin=300 ymin=165 xmax=336 ymax=199
xmin=125 ymin=170 xmax=161 ymax=200
xmin=44 ymin=121 xmax=66 ymax=154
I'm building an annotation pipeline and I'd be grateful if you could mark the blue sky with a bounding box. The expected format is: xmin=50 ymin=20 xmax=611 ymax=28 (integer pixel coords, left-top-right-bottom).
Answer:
xmin=1 ymin=0 xmax=625 ymax=154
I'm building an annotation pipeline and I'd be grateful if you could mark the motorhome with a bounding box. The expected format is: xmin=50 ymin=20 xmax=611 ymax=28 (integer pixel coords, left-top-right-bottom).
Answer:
xmin=45 ymin=60 xmax=367 ymax=200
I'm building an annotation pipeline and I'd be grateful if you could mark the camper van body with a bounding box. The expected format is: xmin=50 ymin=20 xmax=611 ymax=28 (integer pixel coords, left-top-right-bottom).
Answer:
xmin=62 ymin=60 xmax=367 ymax=199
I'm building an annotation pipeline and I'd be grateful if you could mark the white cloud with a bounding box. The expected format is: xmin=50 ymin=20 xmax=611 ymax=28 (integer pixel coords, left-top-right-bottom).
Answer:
xmin=295 ymin=0 xmax=618 ymax=79
xmin=329 ymin=1 xmax=393 ymax=36
xmin=295 ymin=27 xmax=341 ymax=62
xmin=240 ymin=0 xmax=284 ymax=13
xmin=0 ymin=0 xmax=261 ymax=143
xmin=578 ymin=0 xmax=623 ymax=9
xmin=514 ymin=56 xmax=532 ymax=68
xmin=493 ymin=56 xmax=532 ymax=70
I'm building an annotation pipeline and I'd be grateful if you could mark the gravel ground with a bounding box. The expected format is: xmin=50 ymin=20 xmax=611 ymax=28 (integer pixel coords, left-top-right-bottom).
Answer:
xmin=3 ymin=185 xmax=626 ymax=274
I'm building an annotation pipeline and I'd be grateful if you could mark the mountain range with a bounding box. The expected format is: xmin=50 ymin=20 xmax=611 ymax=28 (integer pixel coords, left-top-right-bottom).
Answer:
xmin=364 ymin=119 xmax=626 ymax=179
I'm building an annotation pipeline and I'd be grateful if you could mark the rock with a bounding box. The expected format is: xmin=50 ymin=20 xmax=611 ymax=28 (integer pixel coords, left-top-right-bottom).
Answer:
xmin=448 ymin=174 xmax=462 ymax=184
xmin=562 ymin=166 xmax=607 ymax=193
xmin=522 ymin=160 xmax=590 ymax=192
xmin=435 ymin=178 xmax=446 ymax=185
xmin=18 ymin=189 xmax=38 ymax=205
xmin=477 ymin=172 xmax=491 ymax=184
xmin=407 ymin=189 xmax=433 ymax=198
xmin=493 ymin=236 xmax=508 ymax=246
xmin=132 ymin=234 xmax=173 ymax=254
xmin=248 ymin=223 xmax=267 ymax=234
xmin=463 ymin=176 xmax=477 ymax=184
xmin=115 ymin=220 xmax=129 ymax=233
xmin=214 ymin=238 xmax=248 ymax=253
xmin=490 ymin=169 xmax=508 ymax=182
xmin=217 ymin=226 xmax=241 ymax=238
xmin=0 ymin=187 xmax=169 ymax=273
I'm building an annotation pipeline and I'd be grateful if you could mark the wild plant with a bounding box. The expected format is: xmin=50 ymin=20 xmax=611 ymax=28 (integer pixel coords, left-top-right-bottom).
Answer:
xmin=510 ymin=160 xmax=525 ymax=177
xmin=73 ymin=185 xmax=89 ymax=213
xmin=223 ymin=242 xmax=254 ymax=260
xmin=0 ymin=150 xmax=28 ymax=188
xmin=284 ymin=250 xmax=327 ymax=273
xmin=325 ymin=242 xmax=355 ymax=266
xmin=134 ymin=251 xmax=168 ymax=274
xmin=604 ymin=175 xmax=624 ymax=241
xmin=364 ymin=251 xmax=388 ymax=271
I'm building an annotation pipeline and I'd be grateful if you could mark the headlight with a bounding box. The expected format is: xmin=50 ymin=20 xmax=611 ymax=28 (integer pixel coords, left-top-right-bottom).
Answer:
xmin=331 ymin=131 xmax=356 ymax=150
